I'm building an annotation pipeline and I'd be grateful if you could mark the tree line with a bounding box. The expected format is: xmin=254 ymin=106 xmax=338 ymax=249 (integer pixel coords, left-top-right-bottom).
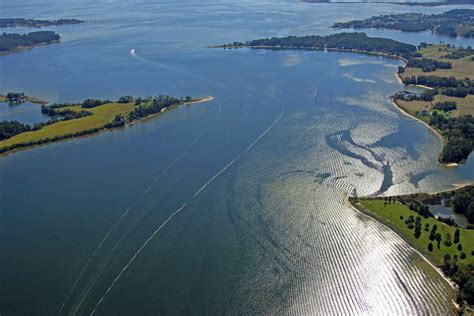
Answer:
xmin=0 ymin=18 xmax=84 ymax=28
xmin=223 ymin=32 xmax=417 ymax=59
xmin=429 ymin=113 xmax=474 ymax=163
xmin=332 ymin=9 xmax=474 ymax=38
xmin=0 ymin=31 xmax=60 ymax=53
xmin=406 ymin=58 xmax=452 ymax=73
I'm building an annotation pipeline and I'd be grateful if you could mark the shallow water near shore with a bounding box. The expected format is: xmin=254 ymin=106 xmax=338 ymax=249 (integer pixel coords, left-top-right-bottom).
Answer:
xmin=1 ymin=0 xmax=474 ymax=314
xmin=0 ymin=101 xmax=49 ymax=124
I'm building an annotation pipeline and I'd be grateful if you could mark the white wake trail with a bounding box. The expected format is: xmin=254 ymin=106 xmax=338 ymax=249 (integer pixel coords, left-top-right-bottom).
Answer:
xmin=90 ymin=203 xmax=187 ymax=316
xmin=130 ymin=48 xmax=229 ymax=90
xmin=58 ymin=206 xmax=132 ymax=315
xmin=90 ymin=109 xmax=283 ymax=314
xmin=65 ymin=131 xmax=205 ymax=315
xmin=193 ymin=108 xmax=284 ymax=198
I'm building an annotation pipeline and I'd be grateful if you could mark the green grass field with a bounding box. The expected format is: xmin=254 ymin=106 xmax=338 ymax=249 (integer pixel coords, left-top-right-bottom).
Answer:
xmin=0 ymin=102 xmax=135 ymax=149
xmin=395 ymin=95 xmax=474 ymax=119
xmin=354 ymin=199 xmax=474 ymax=266
xmin=403 ymin=45 xmax=474 ymax=81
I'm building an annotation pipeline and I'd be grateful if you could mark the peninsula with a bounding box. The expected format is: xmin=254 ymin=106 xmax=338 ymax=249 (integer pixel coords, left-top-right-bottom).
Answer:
xmin=213 ymin=32 xmax=417 ymax=58
xmin=0 ymin=31 xmax=60 ymax=54
xmin=333 ymin=9 xmax=474 ymax=38
xmin=0 ymin=94 xmax=212 ymax=155
xmin=0 ymin=18 xmax=84 ymax=28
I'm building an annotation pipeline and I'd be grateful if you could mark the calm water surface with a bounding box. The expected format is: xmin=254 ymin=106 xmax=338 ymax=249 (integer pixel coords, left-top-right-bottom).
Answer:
xmin=1 ymin=0 xmax=474 ymax=314
xmin=0 ymin=101 xmax=49 ymax=124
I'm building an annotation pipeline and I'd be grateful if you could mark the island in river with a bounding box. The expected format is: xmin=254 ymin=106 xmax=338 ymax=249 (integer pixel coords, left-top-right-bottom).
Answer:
xmin=0 ymin=31 xmax=61 ymax=54
xmin=214 ymin=32 xmax=474 ymax=309
xmin=0 ymin=94 xmax=213 ymax=155
xmin=333 ymin=9 xmax=474 ymax=38
xmin=0 ymin=18 xmax=84 ymax=28
xmin=0 ymin=17 xmax=85 ymax=54
xmin=0 ymin=92 xmax=47 ymax=105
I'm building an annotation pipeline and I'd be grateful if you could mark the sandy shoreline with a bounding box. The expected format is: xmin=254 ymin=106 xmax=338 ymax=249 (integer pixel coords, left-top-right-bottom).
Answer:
xmin=391 ymin=99 xmax=445 ymax=144
xmin=215 ymin=44 xmax=459 ymax=168
xmin=133 ymin=96 xmax=213 ymax=122
xmin=213 ymin=45 xmax=409 ymax=62
xmin=392 ymin=60 xmax=460 ymax=168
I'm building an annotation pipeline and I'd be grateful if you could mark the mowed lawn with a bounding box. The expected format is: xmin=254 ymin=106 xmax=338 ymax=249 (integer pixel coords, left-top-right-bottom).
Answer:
xmin=355 ymin=199 xmax=474 ymax=266
xmin=0 ymin=102 xmax=135 ymax=148
xmin=402 ymin=45 xmax=474 ymax=81
xmin=396 ymin=95 xmax=474 ymax=118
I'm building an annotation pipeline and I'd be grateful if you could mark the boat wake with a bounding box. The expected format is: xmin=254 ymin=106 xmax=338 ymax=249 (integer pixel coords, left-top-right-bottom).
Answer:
xmin=130 ymin=48 xmax=229 ymax=90
xmin=89 ymin=108 xmax=284 ymax=314
xmin=91 ymin=203 xmax=187 ymax=315
xmin=59 ymin=131 xmax=205 ymax=314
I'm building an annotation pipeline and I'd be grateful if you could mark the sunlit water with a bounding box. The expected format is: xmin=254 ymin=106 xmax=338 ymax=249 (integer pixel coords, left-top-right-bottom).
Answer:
xmin=1 ymin=0 xmax=474 ymax=314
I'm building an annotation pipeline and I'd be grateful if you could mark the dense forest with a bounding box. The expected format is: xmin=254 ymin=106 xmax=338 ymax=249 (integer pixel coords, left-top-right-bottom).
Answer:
xmin=333 ymin=9 xmax=474 ymax=38
xmin=406 ymin=58 xmax=452 ymax=72
xmin=221 ymin=32 xmax=417 ymax=58
xmin=430 ymin=114 xmax=474 ymax=163
xmin=449 ymin=186 xmax=474 ymax=224
xmin=5 ymin=92 xmax=26 ymax=103
xmin=401 ymin=75 xmax=474 ymax=98
xmin=41 ymin=106 xmax=92 ymax=121
xmin=0 ymin=18 xmax=84 ymax=28
xmin=442 ymin=46 xmax=474 ymax=59
xmin=128 ymin=95 xmax=184 ymax=120
xmin=392 ymin=100 xmax=474 ymax=163
xmin=0 ymin=121 xmax=31 ymax=141
xmin=0 ymin=31 xmax=60 ymax=53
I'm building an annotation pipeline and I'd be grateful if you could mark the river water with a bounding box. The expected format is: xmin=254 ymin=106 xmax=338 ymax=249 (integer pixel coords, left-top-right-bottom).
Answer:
xmin=1 ymin=0 xmax=474 ymax=314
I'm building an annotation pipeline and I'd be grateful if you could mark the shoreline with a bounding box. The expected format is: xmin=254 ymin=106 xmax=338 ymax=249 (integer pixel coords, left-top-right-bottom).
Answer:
xmin=0 ymin=96 xmax=213 ymax=157
xmin=301 ymin=0 xmax=470 ymax=6
xmin=391 ymin=98 xmax=445 ymax=144
xmin=0 ymin=39 xmax=61 ymax=56
xmin=213 ymin=44 xmax=462 ymax=166
xmin=131 ymin=96 xmax=214 ymax=123
xmin=0 ymin=94 xmax=49 ymax=105
xmin=212 ymin=44 xmax=409 ymax=62
xmin=242 ymin=40 xmax=471 ymax=309
xmin=393 ymin=62 xmax=458 ymax=167
xmin=343 ymin=194 xmax=459 ymax=310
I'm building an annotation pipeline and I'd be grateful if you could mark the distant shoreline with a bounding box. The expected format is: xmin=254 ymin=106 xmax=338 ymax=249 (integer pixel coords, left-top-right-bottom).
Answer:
xmin=0 ymin=38 xmax=61 ymax=56
xmin=301 ymin=0 xmax=471 ymax=6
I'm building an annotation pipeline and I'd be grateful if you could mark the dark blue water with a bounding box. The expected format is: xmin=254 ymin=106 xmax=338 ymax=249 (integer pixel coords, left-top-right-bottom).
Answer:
xmin=1 ymin=0 xmax=473 ymax=314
